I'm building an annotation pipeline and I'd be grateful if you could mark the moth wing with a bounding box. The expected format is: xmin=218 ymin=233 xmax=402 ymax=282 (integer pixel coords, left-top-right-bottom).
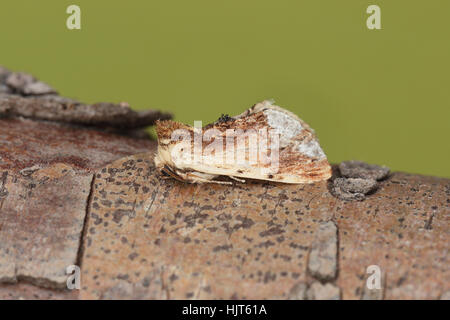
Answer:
xmin=155 ymin=102 xmax=332 ymax=184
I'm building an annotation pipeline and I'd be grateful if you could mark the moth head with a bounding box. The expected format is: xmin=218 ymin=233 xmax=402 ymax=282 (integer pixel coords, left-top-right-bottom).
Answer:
xmin=155 ymin=119 xmax=191 ymax=141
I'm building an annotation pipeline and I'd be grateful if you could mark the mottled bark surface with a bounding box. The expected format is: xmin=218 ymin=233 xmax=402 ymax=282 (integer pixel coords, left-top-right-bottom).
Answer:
xmin=0 ymin=117 xmax=155 ymax=298
xmin=78 ymin=154 xmax=448 ymax=300
xmin=0 ymin=66 xmax=448 ymax=300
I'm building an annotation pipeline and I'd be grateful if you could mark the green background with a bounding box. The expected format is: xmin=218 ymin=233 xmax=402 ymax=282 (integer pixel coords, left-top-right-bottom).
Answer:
xmin=1 ymin=1 xmax=449 ymax=177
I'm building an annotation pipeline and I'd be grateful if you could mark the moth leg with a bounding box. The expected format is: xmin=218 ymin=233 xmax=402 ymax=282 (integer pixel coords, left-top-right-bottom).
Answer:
xmin=229 ymin=176 xmax=246 ymax=183
xmin=187 ymin=172 xmax=233 ymax=185
xmin=208 ymin=179 xmax=233 ymax=185
xmin=161 ymin=165 xmax=187 ymax=182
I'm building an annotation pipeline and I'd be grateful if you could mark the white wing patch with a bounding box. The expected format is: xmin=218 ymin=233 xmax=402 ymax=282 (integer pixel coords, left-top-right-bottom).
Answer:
xmin=297 ymin=139 xmax=325 ymax=159
xmin=263 ymin=108 xmax=304 ymax=148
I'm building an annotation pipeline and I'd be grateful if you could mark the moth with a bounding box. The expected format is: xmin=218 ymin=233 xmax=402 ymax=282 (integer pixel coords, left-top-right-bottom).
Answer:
xmin=154 ymin=100 xmax=332 ymax=184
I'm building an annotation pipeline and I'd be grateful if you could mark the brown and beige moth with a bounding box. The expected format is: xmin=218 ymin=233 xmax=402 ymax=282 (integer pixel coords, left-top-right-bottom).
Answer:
xmin=154 ymin=100 xmax=332 ymax=184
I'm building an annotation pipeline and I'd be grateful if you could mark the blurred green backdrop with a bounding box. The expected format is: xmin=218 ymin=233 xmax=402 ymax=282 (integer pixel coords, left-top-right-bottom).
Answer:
xmin=1 ymin=1 xmax=449 ymax=177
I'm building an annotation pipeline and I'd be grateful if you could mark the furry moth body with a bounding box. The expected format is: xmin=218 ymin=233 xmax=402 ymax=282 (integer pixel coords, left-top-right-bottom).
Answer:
xmin=154 ymin=100 xmax=332 ymax=184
